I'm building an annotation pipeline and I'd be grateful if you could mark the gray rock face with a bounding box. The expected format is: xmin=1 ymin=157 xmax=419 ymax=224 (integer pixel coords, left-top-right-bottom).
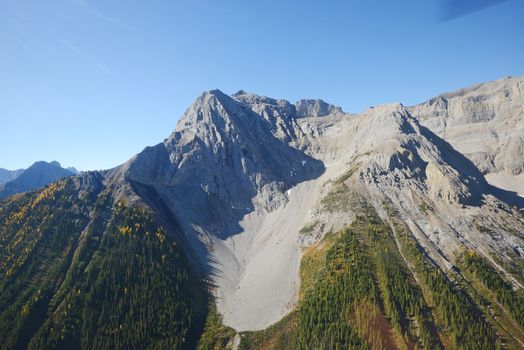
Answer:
xmin=232 ymin=90 xmax=301 ymax=143
xmin=0 ymin=161 xmax=75 ymax=199
xmin=352 ymin=104 xmax=487 ymax=203
xmin=121 ymin=90 xmax=324 ymax=258
xmin=347 ymin=105 xmax=523 ymax=266
xmin=409 ymin=76 xmax=524 ymax=175
xmin=295 ymin=98 xmax=344 ymax=118
xmin=231 ymin=91 xmax=345 ymax=143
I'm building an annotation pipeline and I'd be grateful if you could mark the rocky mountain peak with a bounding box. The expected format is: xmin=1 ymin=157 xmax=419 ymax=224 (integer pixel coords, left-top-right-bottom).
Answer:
xmin=355 ymin=103 xmax=418 ymax=148
xmin=295 ymin=98 xmax=344 ymax=118
xmin=0 ymin=161 xmax=75 ymax=199
xmin=174 ymin=89 xmax=239 ymax=132
xmin=124 ymin=89 xmax=324 ymax=248
xmin=231 ymin=90 xmax=301 ymax=142
xmin=232 ymin=90 xmax=296 ymax=119
xmin=346 ymin=103 xmax=488 ymax=209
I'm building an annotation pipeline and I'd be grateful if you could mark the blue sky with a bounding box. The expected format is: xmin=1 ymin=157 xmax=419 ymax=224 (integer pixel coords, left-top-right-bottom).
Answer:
xmin=1 ymin=0 xmax=523 ymax=171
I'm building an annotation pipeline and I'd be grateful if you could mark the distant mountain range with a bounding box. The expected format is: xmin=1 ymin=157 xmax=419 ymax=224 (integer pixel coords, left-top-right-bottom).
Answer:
xmin=0 ymin=161 xmax=77 ymax=199
xmin=0 ymin=168 xmax=24 ymax=186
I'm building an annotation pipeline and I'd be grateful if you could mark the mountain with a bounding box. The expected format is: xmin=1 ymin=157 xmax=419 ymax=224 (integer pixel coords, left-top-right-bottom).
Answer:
xmin=1 ymin=77 xmax=524 ymax=349
xmin=67 ymin=167 xmax=79 ymax=174
xmin=0 ymin=168 xmax=24 ymax=186
xmin=0 ymin=161 xmax=75 ymax=200
xmin=409 ymin=75 xmax=524 ymax=196
xmin=0 ymin=174 xmax=207 ymax=350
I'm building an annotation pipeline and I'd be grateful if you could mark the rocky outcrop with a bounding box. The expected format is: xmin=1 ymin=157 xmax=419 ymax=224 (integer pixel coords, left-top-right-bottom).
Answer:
xmin=409 ymin=76 xmax=524 ymax=176
xmin=351 ymin=105 xmax=521 ymax=261
xmin=295 ymin=98 xmax=344 ymax=118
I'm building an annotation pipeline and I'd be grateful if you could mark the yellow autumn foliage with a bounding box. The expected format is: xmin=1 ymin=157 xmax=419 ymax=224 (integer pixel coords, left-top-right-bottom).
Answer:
xmin=118 ymin=226 xmax=133 ymax=235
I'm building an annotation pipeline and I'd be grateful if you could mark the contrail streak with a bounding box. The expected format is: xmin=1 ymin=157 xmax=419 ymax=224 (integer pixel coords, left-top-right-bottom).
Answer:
xmin=90 ymin=10 xmax=132 ymax=31
xmin=60 ymin=39 xmax=114 ymax=75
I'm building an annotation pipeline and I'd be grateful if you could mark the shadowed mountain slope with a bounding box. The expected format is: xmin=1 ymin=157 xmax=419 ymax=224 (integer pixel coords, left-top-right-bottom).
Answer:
xmin=0 ymin=161 xmax=75 ymax=200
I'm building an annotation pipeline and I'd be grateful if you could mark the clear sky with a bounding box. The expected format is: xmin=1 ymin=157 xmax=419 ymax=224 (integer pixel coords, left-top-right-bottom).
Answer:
xmin=1 ymin=0 xmax=523 ymax=171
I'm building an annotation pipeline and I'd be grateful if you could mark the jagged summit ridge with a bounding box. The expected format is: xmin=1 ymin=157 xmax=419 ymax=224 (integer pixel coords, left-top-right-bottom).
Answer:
xmin=123 ymin=87 xmax=324 ymax=243
xmin=295 ymin=98 xmax=344 ymax=117
xmin=233 ymin=89 xmax=345 ymax=118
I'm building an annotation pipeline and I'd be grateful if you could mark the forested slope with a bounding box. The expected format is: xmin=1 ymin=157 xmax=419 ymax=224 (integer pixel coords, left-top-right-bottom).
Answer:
xmin=239 ymin=182 xmax=524 ymax=350
xmin=0 ymin=174 xmax=207 ymax=350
